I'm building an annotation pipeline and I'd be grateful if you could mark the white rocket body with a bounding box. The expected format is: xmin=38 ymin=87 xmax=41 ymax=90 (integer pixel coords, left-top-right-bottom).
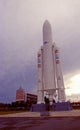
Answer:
xmin=43 ymin=21 xmax=56 ymax=91
xmin=37 ymin=20 xmax=66 ymax=104
xmin=55 ymin=47 xmax=66 ymax=102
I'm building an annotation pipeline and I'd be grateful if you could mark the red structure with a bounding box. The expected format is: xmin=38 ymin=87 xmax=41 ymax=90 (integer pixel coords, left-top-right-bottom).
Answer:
xmin=16 ymin=87 xmax=26 ymax=102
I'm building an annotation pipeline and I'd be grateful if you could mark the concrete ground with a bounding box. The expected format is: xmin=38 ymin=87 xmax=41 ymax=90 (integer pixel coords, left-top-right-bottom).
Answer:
xmin=0 ymin=110 xmax=80 ymax=117
xmin=0 ymin=110 xmax=80 ymax=130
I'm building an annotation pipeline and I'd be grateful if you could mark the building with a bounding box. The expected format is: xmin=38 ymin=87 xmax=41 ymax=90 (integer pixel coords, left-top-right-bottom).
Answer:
xmin=26 ymin=93 xmax=37 ymax=104
xmin=16 ymin=87 xmax=26 ymax=102
xmin=16 ymin=87 xmax=37 ymax=103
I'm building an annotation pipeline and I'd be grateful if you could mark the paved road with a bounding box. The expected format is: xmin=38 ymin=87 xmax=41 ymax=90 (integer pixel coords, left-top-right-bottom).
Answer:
xmin=0 ymin=117 xmax=80 ymax=130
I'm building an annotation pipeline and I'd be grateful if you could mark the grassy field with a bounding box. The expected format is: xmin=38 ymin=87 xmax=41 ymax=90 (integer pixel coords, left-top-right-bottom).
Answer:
xmin=0 ymin=110 xmax=28 ymax=115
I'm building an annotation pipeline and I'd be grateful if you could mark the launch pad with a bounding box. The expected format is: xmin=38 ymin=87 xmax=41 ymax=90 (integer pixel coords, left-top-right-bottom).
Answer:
xmin=31 ymin=102 xmax=72 ymax=112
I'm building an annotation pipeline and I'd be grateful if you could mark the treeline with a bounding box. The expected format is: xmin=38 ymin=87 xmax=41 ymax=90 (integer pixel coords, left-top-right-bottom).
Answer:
xmin=0 ymin=100 xmax=37 ymax=111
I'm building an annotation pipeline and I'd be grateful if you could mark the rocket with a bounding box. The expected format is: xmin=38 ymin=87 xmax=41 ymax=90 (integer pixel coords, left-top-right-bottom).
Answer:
xmin=37 ymin=20 xmax=66 ymax=104
xmin=43 ymin=21 xmax=56 ymax=90
xmin=54 ymin=45 xmax=66 ymax=102
xmin=43 ymin=21 xmax=56 ymax=104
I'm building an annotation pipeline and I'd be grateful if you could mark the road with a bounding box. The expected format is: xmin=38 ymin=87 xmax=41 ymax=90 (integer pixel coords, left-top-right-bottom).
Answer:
xmin=0 ymin=117 xmax=80 ymax=130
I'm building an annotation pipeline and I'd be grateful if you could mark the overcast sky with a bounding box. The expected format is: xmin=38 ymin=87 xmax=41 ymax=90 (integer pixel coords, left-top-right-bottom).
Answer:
xmin=0 ymin=0 xmax=80 ymax=102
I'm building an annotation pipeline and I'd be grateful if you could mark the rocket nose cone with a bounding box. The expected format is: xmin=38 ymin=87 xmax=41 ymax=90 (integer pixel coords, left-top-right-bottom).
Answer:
xmin=43 ymin=20 xmax=52 ymax=44
xmin=43 ymin=20 xmax=51 ymax=28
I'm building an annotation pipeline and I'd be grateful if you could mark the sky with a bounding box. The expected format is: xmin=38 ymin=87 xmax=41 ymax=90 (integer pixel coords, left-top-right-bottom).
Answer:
xmin=0 ymin=0 xmax=80 ymax=103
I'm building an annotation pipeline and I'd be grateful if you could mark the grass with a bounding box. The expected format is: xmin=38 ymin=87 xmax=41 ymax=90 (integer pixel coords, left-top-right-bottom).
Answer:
xmin=0 ymin=110 xmax=28 ymax=115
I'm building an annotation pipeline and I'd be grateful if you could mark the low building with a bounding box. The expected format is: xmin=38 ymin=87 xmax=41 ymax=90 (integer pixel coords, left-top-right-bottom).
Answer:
xmin=26 ymin=93 xmax=37 ymax=104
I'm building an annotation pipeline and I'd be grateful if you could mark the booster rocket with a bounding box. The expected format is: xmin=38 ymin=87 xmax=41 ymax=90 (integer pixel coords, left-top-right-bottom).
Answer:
xmin=37 ymin=47 xmax=44 ymax=103
xmin=37 ymin=20 xmax=66 ymax=104
xmin=54 ymin=45 xmax=66 ymax=102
